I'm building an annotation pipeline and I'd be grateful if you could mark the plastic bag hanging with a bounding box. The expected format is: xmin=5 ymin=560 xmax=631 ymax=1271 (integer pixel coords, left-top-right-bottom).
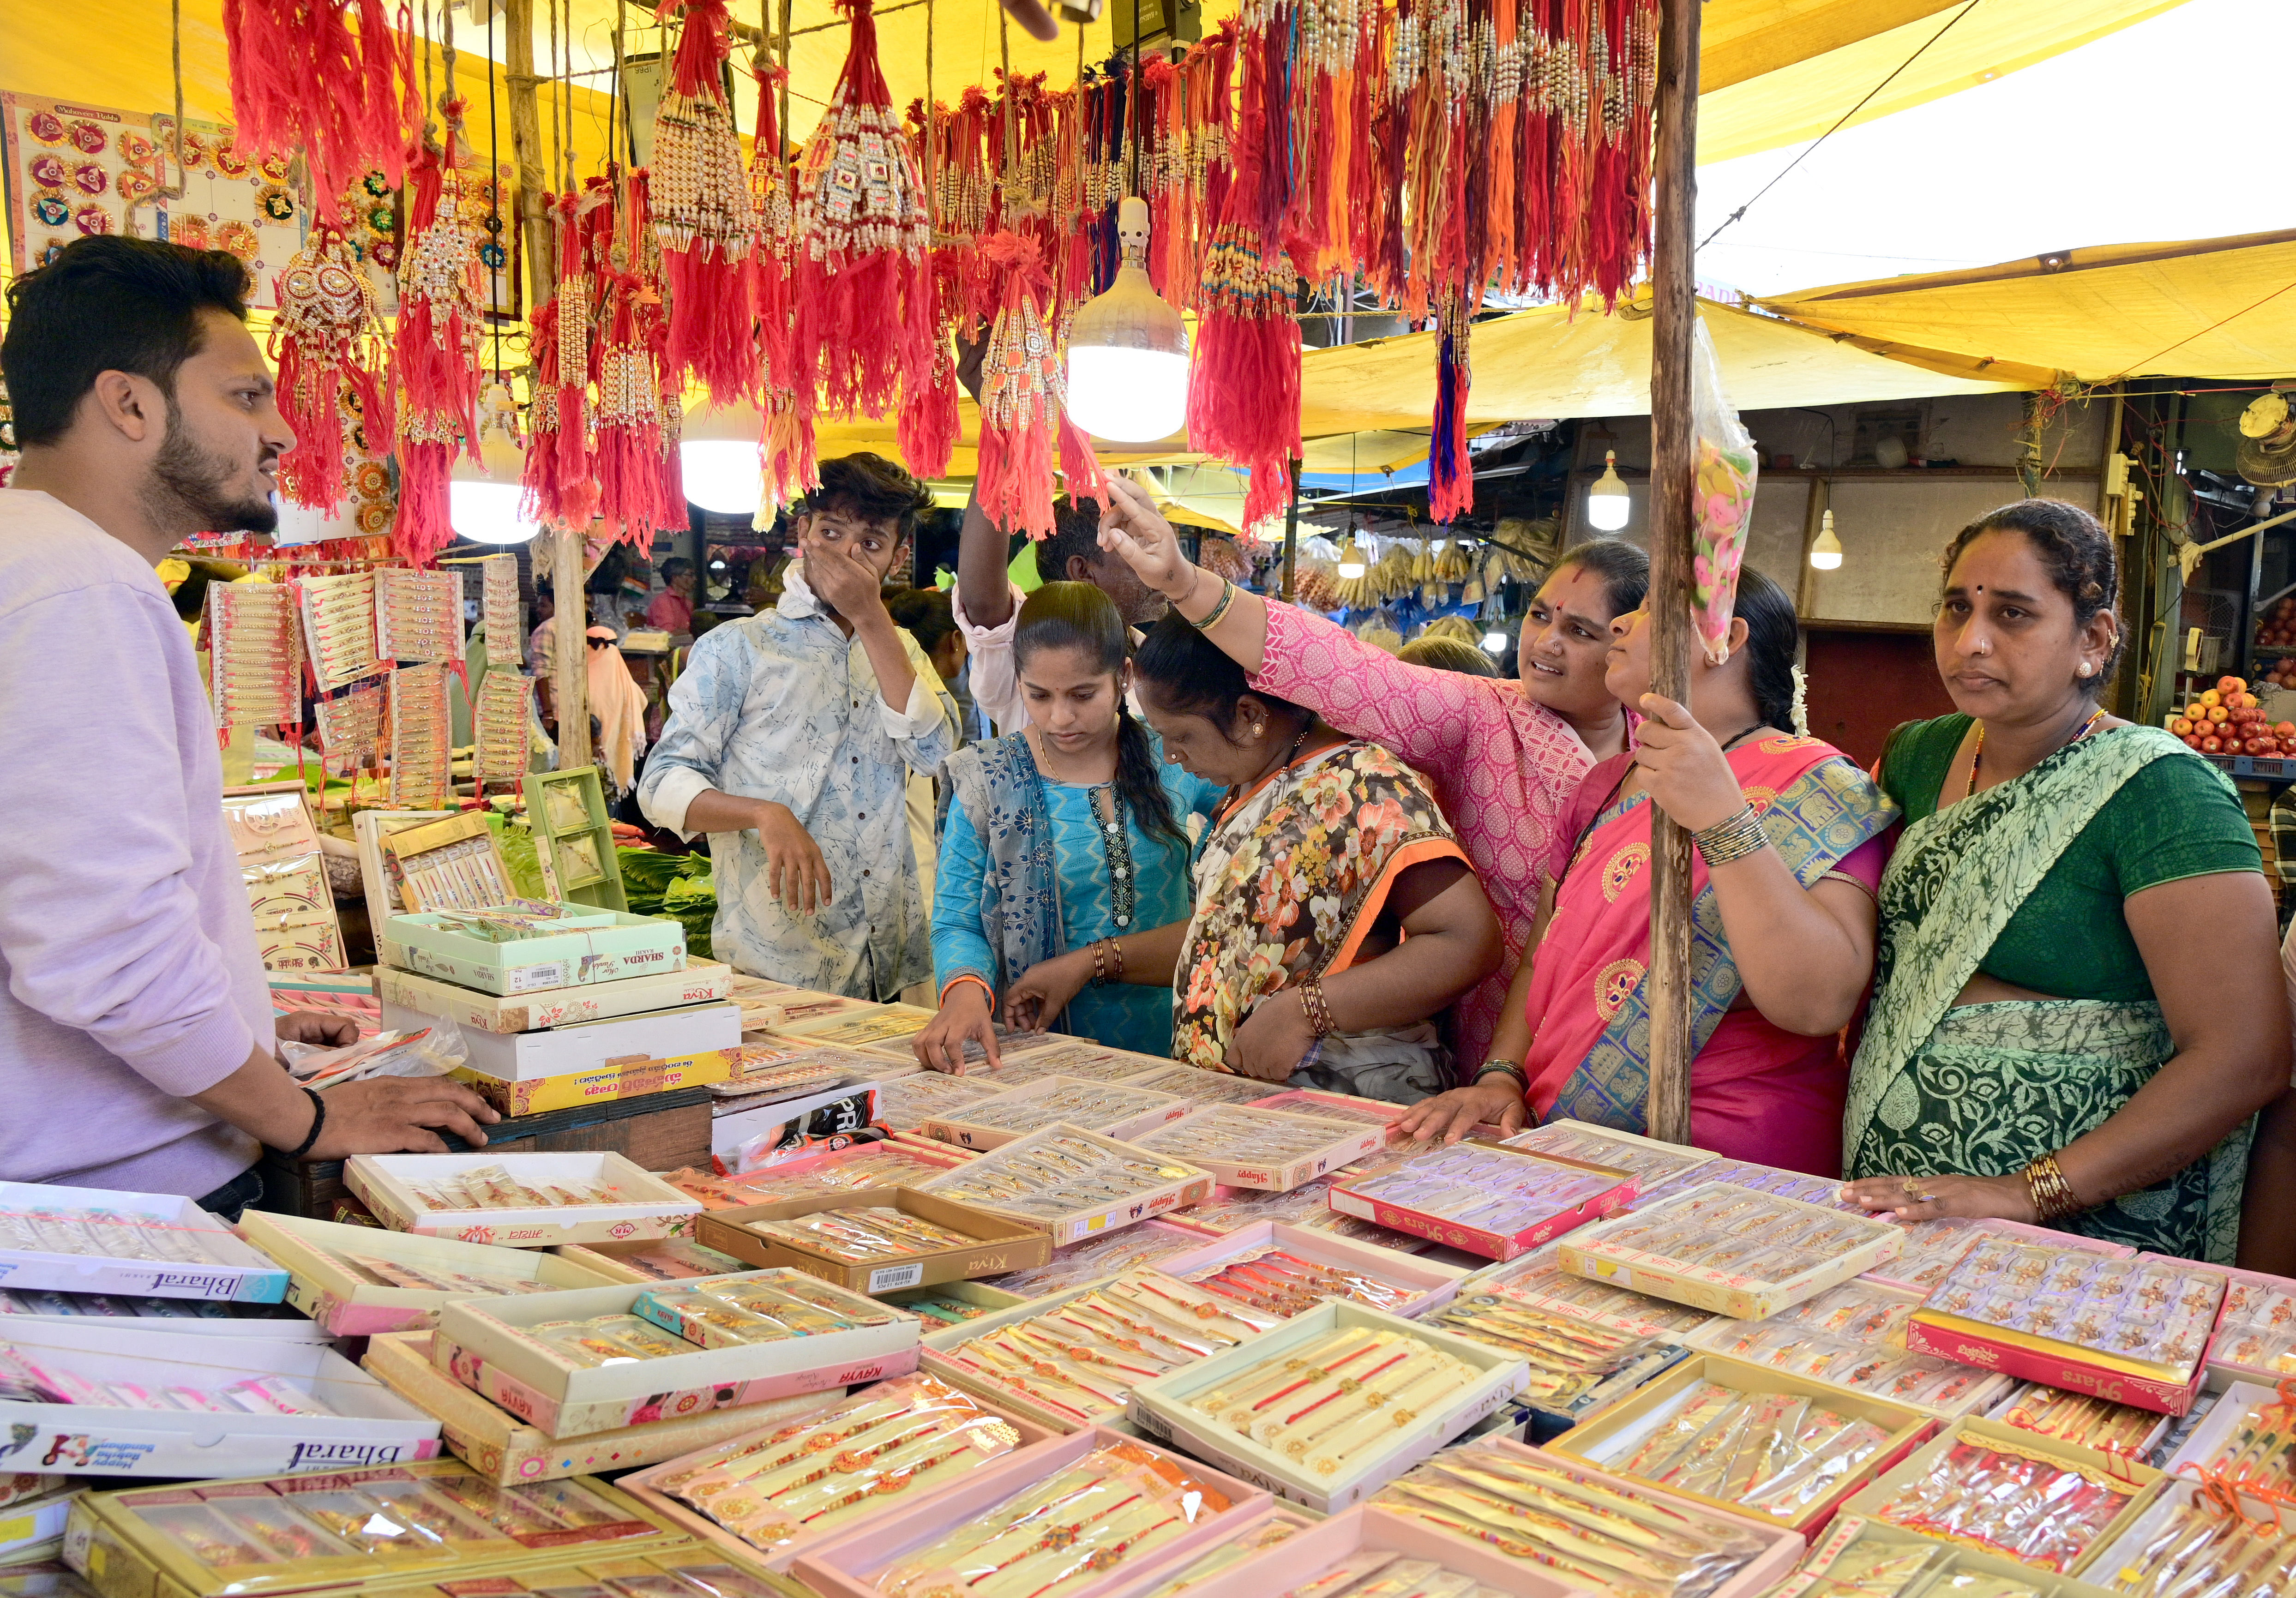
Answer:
xmin=974 ymin=232 xmax=1104 ymax=541
xmin=1688 ymin=315 xmax=1760 ymax=667
xmin=269 ymin=226 xmax=391 ymax=516
xmin=391 ymin=112 xmax=485 ymax=565
xmin=223 ymin=0 xmax=416 ymax=221
xmin=790 ymin=0 xmax=938 ymax=422
xmin=653 ymin=0 xmax=757 ymax=406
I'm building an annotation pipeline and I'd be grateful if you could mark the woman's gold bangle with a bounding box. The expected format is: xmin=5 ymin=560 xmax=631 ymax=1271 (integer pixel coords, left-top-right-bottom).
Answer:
xmin=2022 ymin=1151 xmax=2086 ymax=1222
xmin=1184 ymin=577 xmax=1237 ymax=630
xmin=1693 ymin=805 xmax=1769 ymax=867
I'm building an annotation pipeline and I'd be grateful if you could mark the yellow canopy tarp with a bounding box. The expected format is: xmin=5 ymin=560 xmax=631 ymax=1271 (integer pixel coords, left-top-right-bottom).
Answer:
xmin=1757 ymin=229 xmax=2296 ymax=385
xmin=0 ymin=0 xmax=2190 ymax=175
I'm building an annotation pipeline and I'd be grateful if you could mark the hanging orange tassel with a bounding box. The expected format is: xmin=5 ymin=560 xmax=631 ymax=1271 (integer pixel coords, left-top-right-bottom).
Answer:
xmin=973 ymin=231 xmax=1103 ymax=541
xmin=223 ymin=0 xmax=416 ymax=221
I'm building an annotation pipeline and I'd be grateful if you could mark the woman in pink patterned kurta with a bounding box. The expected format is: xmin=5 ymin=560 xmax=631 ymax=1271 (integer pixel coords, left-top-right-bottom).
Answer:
xmin=1094 ymin=475 xmax=1649 ymax=1072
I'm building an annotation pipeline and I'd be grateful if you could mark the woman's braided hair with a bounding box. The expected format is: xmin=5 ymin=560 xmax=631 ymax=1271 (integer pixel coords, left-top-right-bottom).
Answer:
xmin=1940 ymin=499 xmax=2124 ymax=691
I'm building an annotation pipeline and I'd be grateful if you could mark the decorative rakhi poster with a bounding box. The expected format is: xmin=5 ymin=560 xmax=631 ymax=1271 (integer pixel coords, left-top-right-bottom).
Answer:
xmin=2 ymin=94 xmax=306 ymax=309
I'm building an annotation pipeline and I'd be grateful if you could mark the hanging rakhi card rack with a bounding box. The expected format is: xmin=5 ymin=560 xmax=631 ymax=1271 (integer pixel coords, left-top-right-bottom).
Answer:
xmin=295 ymin=570 xmax=383 ymax=690
xmin=311 ymin=677 xmax=386 ymax=778
xmin=375 ymin=567 xmax=465 ymax=663
xmin=479 ymin=552 xmax=520 ymax=643
xmin=389 ymin=661 xmax=452 ymax=807
xmin=472 ymin=671 xmax=532 ymax=793
xmin=202 ymin=581 xmax=301 ymax=731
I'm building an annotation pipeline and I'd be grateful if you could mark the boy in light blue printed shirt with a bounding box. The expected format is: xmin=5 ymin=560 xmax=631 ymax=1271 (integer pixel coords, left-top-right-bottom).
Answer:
xmin=640 ymin=455 xmax=958 ymax=998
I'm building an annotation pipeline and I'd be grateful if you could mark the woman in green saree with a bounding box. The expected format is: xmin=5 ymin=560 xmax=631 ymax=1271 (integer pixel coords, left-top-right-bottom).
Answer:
xmin=1841 ymin=500 xmax=2291 ymax=1265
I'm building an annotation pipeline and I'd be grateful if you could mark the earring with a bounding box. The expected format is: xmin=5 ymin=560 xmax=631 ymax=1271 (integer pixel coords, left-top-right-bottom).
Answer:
xmin=2079 ymin=663 xmax=2095 ymax=678
xmin=1252 ymin=723 xmax=1266 ymax=738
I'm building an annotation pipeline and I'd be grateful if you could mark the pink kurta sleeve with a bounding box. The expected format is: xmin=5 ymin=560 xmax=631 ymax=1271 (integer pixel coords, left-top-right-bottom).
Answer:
xmin=1252 ymin=601 xmax=1525 ymax=777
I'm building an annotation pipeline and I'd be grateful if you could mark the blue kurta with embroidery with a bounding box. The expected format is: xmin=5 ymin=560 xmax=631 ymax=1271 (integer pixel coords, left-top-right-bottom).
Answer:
xmin=639 ymin=579 xmax=957 ymax=997
xmin=933 ymin=740 xmax=1220 ymax=1057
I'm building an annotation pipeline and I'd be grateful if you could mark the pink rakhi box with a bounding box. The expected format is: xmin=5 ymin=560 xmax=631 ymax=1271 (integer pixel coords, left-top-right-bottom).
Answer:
xmin=1323 ymin=1139 xmax=1636 ymax=1262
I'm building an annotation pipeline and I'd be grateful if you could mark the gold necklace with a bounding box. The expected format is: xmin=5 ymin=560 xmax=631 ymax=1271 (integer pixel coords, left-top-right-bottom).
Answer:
xmin=1966 ymin=706 xmax=2105 ymax=799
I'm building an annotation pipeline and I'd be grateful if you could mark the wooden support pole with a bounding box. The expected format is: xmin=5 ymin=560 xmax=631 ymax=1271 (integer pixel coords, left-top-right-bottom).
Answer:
xmin=503 ymin=0 xmax=556 ymax=305
xmin=1644 ymin=0 xmax=1701 ymax=1147
xmin=1280 ymin=457 xmax=1302 ymax=601
xmin=553 ymin=529 xmax=591 ymax=769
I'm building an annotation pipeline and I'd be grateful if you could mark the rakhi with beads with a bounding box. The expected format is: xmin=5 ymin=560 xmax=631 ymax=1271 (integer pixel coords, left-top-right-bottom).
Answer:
xmin=222 ymin=0 xmax=417 ymax=222
xmin=790 ymin=0 xmax=938 ymax=423
xmin=973 ymin=231 xmax=1104 ymax=541
xmin=591 ymin=172 xmax=686 ymax=547
xmin=654 ymin=0 xmax=757 ymax=405
xmin=269 ymin=227 xmax=391 ymax=515
xmin=1187 ymin=218 xmax=1299 ymax=529
xmin=391 ymin=109 xmax=486 ymax=565
xmin=749 ymin=60 xmax=797 ymax=403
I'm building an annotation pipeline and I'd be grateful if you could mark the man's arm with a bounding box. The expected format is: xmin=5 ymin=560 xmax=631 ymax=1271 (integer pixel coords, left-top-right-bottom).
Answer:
xmin=950 ymin=333 xmax=1016 ymax=635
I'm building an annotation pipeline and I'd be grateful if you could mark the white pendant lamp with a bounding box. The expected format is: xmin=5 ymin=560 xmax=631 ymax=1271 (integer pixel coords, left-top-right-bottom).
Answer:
xmin=448 ymin=478 xmax=542 ymax=545
xmin=678 ymin=402 xmax=769 ymax=517
xmin=1065 ymin=197 xmax=1190 ymax=443
xmin=1586 ymin=450 xmax=1631 ymax=532
xmin=1809 ymin=508 xmax=1844 ymax=570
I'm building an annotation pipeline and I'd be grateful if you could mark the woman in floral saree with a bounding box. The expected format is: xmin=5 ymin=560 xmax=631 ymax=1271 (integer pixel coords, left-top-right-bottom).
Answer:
xmin=1397 ymin=568 xmax=1896 ymax=1173
xmin=1001 ymin=613 xmax=1505 ymax=1102
xmin=1840 ymin=501 xmax=2290 ymax=1265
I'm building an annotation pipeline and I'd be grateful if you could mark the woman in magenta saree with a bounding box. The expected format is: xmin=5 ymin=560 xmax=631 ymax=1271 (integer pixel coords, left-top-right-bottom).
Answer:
xmin=1400 ymin=569 xmax=1896 ymax=1175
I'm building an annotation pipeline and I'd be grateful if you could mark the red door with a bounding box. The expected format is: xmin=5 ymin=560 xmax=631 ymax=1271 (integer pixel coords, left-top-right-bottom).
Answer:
xmin=1803 ymin=628 xmax=1956 ymax=770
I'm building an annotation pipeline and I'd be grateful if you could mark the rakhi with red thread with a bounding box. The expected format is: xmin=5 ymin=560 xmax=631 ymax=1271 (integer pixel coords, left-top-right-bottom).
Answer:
xmin=653 ymin=0 xmax=757 ymax=404
xmin=519 ymin=291 xmax=566 ymax=523
xmin=222 ymin=0 xmax=416 ymax=221
xmin=749 ymin=60 xmax=797 ymax=401
xmin=594 ymin=173 xmax=685 ymax=546
xmin=1428 ymin=289 xmax=1473 ymax=523
xmin=269 ymin=226 xmax=390 ymax=515
xmin=790 ymin=0 xmax=937 ymax=422
xmin=973 ymin=231 xmax=1104 ymax=541
xmin=544 ymin=189 xmax=600 ymax=527
xmin=391 ymin=110 xmax=484 ymax=565
xmin=1187 ymin=222 xmax=1299 ymax=529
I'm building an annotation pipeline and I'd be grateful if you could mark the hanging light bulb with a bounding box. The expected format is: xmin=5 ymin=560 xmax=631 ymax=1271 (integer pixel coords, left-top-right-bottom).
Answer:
xmin=475 ymin=380 xmax=524 ymax=481
xmin=1586 ymin=450 xmax=1631 ymax=532
xmin=1480 ymin=630 xmax=1509 ymax=652
xmin=448 ymin=479 xmax=542 ymax=545
xmin=680 ymin=439 xmax=766 ymax=516
xmin=1065 ymin=198 xmax=1190 ymax=443
xmin=1809 ymin=508 xmax=1844 ymax=570
xmin=1338 ymin=532 xmax=1369 ymax=580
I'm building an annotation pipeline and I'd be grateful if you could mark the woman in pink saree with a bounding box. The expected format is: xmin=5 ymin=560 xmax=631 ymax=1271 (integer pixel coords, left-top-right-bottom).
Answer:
xmin=1398 ymin=569 xmax=1896 ymax=1175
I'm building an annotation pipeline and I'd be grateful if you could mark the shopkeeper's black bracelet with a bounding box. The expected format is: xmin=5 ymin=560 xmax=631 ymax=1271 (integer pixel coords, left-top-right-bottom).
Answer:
xmin=279 ymin=1086 xmax=327 ymax=1161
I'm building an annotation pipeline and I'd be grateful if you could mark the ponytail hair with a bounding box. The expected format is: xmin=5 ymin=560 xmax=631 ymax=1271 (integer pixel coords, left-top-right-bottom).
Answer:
xmin=1015 ymin=583 xmax=1187 ymax=850
xmin=1731 ymin=565 xmax=1801 ymax=735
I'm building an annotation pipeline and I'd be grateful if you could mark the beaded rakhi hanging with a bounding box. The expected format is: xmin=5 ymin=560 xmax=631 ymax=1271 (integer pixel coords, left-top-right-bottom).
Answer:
xmin=973 ymin=231 xmax=1103 ymax=541
xmin=391 ymin=109 xmax=485 ymax=565
xmin=653 ymin=0 xmax=757 ymax=406
xmin=594 ymin=172 xmax=684 ymax=546
xmin=790 ymin=0 xmax=938 ymax=423
xmin=749 ymin=60 xmax=797 ymax=404
xmin=269 ymin=226 xmax=390 ymax=515
xmin=222 ymin=0 xmax=417 ymax=220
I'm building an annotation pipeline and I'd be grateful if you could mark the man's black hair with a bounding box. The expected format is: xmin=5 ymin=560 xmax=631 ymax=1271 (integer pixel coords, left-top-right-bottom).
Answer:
xmin=2 ymin=236 xmax=251 ymax=447
xmin=1032 ymin=496 xmax=1105 ymax=584
xmin=798 ymin=452 xmax=934 ymax=542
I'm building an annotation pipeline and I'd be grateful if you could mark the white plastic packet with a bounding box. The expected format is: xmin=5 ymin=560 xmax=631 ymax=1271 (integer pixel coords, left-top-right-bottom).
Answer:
xmin=280 ymin=1021 xmax=468 ymax=1087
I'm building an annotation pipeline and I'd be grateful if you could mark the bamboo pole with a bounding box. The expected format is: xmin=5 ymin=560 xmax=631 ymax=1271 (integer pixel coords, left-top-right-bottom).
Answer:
xmin=503 ymin=0 xmax=556 ymax=303
xmin=1280 ymin=457 xmax=1302 ymax=601
xmin=1644 ymin=0 xmax=1701 ymax=1147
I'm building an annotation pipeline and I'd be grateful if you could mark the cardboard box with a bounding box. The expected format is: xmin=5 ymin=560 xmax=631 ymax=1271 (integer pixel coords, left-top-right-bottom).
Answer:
xmin=1782 ymin=1514 xmax=2131 ymax=1598
xmin=433 ymin=1271 xmax=921 ymax=1438
xmin=63 ymin=1459 xmax=686 ymax=1598
xmin=693 ymin=1189 xmax=1052 ymax=1294
xmin=2077 ymin=1474 xmax=2262 ymax=1586
xmin=877 ymin=1279 xmax=1032 ymax=1321
xmin=376 ymin=960 xmax=735 ymax=1033
xmin=769 ymin=1004 xmax=938 ymax=1046
xmin=1685 ymin=1278 xmax=2014 ymax=1420
xmin=1839 ymin=1415 xmax=2164 ymax=1575
xmin=917 ymin=1277 xmax=1170 ymax=1435
xmin=237 ymin=1211 xmax=616 ymax=1337
xmin=0 ymin=1182 xmax=287 ymax=1303
xmin=1372 ymin=1439 xmax=1806 ymax=1598
xmin=712 ymin=1083 xmax=886 ymax=1175
xmin=1907 ymin=1286 xmax=2216 ymax=1418
xmin=550 ymin=1238 xmax=751 ymax=1285
xmin=1147 ymin=1221 xmax=1467 ymax=1319
xmin=915 ymin=1075 xmax=1192 ymax=1151
xmin=360 ymin=1330 xmax=841 ymax=1486
xmin=1125 ymin=1301 xmax=1532 ymax=1514
xmin=1547 ymin=1353 xmax=1938 ymax=1538
xmin=326 ymin=1544 xmax=817 ymax=1598
xmin=1557 ymin=1182 xmax=1903 ymax=1318
xmin=914 ymin=1123 xmax=1214 ymax=1247
xmin=0 ymin=1319 xmax=440 ymax=1478
xmin=1328 ymin=1140 xmax=1638 ymax=1262
xmin=789 ymin=1427 xmax=1270 ymax=1598
xmin=387 ymin=996 xmax=739 ymax=1082
xmin=443 ymin=1039 xmax=741 ymax=1119
xmin=0 ymin=1484 xmax=75 ymax=1565
xmin=613 ymin=1374 xmax=1058 ymax=1571
xmin=384 ymin=908 xmax=685 ymax=996
xmin=1127 ymin=1105 xmax=1385 ymax=1192
xmin=345 ymin=1153 xmax=702 ymax=1248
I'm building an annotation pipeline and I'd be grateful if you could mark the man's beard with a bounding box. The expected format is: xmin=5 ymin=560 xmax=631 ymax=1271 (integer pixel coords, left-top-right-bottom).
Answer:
xmin=143 ymin=408 xmax=276 ymax=537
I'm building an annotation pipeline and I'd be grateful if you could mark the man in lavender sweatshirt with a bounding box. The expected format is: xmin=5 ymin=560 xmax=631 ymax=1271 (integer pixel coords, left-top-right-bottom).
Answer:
xmin=0 ymin=237 xmax=499 ymax=1214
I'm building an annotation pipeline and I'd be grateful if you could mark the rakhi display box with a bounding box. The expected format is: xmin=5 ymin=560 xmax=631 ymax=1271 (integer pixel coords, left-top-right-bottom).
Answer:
xmin=693 ymin=1189 xmax=1052 ymax=1294
xmin=238 ymin=1211 xmax=617 ymax=1337
xmin=1326 ymin=1139 xmax=1637 ymax=1262
xmin=345 ymin=1154 xmax=702 ymax=1248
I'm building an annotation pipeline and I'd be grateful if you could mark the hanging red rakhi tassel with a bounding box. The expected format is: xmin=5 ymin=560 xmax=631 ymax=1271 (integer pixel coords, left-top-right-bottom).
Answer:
xmin=520 ymin=288 xmax=567 ymax=522
xmin=391 ymin=108 xmax=484 ymax=565
xmin=594 ymin=269 xmax=672 ymax=546
xmin=790 ymin=0 xmax=938 ymax=421
xmin=1188 ymin=222 xmax=1300 ymax=530
xmin=749 ymin=62 xmax=796 ymax=400
xmin=1592 ymin=0 xmax=1659 ymax=304
xmin=973 ymin=231 xmax=1104 ymax=541
xmin=653 ymin=0 xmax=757 ymax=405
xmin=1515 ymin=0 xmax=1557 ymax=296
xmin=223 ymin=0 xmax=415 ymax=219
xmin=547 ymin=190 xmax=601 ymax=525
xmin=270 ymin=226 xmax=390 ymax=515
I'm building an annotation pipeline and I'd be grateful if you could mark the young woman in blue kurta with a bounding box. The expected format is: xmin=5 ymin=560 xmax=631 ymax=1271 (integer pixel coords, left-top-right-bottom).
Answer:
xmin=918 ymin=584 xmax=1222 ymax=1067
